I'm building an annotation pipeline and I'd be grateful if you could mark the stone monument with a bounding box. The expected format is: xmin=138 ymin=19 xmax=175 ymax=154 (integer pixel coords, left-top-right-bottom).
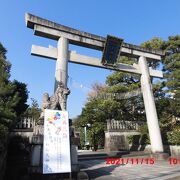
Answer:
xmin=105 ymin=119 xmax=143 ymax=151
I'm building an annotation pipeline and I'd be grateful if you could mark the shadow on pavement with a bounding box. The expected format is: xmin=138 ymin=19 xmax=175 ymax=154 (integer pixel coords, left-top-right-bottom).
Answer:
xmin=80 ymin=160 xmax=125 ymax=180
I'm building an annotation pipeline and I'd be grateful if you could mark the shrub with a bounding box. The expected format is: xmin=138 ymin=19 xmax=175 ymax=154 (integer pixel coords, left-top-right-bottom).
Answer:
xmin=167 ymin=127 xmax=180 ymax=145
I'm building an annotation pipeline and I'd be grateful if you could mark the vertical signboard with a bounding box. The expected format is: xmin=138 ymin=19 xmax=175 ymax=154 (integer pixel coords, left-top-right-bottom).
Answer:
xmin=43 ymin=109 xmax=71 ymax=174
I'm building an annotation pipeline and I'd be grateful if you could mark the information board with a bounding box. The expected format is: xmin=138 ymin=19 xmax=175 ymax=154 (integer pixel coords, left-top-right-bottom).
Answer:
xmin=43 ymin=109 xmax=71 ymax=174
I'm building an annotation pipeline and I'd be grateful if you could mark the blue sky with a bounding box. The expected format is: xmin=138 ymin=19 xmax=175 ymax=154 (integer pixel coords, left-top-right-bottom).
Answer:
xmin=0 ymin=0 xmax=179 ymax=118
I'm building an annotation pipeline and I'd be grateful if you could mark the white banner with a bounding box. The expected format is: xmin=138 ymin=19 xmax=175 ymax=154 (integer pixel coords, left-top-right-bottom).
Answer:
xmin=43 ymin=109 xmax=71 ymax=174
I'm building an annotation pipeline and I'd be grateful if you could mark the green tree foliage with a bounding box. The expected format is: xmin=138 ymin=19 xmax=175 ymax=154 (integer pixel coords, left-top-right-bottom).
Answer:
xmin=105 ymin=63 xmax=144 ymax=122
xmin=141 ymin=37 xmax=165 ymax=68
xmin=73 ymin=84 xmax=108 ymax=150
xmin=74 ymin=57 xmax=146 ymax=150
xmin=161 ymin=36 xmax=180 ymax=144
xmin=0 ymin=43 xmax=14 ymax=128
xmin=24 ymin=98 xmax=40 ymax=122
xmin=11 ymin=80 xmax=29 ymax=118
xmin=0 ymin=42 xmax=29 ymax=133
xmin=163 ymin=36 xmax=180 ymax=116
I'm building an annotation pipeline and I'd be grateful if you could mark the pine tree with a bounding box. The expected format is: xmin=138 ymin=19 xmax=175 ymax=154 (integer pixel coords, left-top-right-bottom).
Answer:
xmin=0 ymin=42 xmax=29 ymax=130
xmin=161 ymin=36 xmax=180 ymax=144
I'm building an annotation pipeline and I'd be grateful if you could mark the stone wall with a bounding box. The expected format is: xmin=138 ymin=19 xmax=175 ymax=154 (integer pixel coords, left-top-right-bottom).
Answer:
xmin=169 ymin=145 xmax=180 ymax=157
xmin=105 ymin=119 xmax=143 ymax=152
xmin=107 ymin=119 xmax=144 ymax=131
xmin=105 ymin=131 xmax=140 ymax=152
xmin=10 ymin=130 xmax=34 ymax=142
xmin=144 ymin=145 xmax=180 ymax=157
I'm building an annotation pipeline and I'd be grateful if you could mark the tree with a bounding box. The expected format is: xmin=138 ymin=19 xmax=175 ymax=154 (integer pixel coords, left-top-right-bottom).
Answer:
xmin=0 ymin=42 xmax=29 ymax=131
xmin=160 ymin=36 xmax=180 ymax=144
xmin=105 ymin=56 xmax=146 ymax=122
xmin=74 ymin=84 xmax=109 ymax=150
xmin=11 ymin=80 xmax=29 ymax=118
xmin=24 ymin=98 xmax=40 ymax=122
xmin=163 ymin=36 xmax=180 ymax=117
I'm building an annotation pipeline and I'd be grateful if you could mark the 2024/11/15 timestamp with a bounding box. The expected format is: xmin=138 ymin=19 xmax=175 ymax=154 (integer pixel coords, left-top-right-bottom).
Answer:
xmin=106 ymin=158 xmax=155 ymax=165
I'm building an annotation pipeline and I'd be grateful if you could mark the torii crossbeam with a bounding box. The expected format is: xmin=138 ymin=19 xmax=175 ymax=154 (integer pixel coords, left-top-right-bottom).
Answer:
xmin=25 ymin=13 xmax=165 ymax=158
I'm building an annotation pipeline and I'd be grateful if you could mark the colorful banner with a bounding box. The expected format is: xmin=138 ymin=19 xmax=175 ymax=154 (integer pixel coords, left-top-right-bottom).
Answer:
xmin=43 ymin=109 xmax=71 ymax=174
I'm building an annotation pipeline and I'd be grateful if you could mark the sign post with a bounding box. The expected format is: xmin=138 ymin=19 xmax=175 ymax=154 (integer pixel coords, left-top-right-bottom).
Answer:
xmin=43 ymin=109 xmax=71 ymax=174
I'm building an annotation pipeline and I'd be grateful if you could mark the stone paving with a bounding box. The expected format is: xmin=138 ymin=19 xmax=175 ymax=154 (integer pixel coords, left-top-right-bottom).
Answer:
xmin=79 ymin=159 xmax=180 ymax=180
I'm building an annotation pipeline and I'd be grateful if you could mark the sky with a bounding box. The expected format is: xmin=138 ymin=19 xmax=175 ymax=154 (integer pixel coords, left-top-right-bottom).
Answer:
xmin=0 ymin=0 xmax=179 ymax=118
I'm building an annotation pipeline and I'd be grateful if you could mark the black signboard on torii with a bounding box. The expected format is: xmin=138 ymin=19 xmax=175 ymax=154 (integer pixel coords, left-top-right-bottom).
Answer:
xmin=102 ymin=35 xmax=124 ymax=66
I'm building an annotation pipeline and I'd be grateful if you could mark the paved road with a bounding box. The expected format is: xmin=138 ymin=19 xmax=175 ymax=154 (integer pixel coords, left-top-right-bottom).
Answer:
xmin=79 ymin=159 xmax=180 ymax=180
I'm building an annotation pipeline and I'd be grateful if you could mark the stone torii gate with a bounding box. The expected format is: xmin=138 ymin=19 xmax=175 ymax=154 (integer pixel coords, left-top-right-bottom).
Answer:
xmin=25 ymin=13 xmax=165 ymax=156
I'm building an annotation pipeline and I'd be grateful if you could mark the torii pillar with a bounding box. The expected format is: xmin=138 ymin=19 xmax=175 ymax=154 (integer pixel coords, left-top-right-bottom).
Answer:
xmin=139 ymin=56 xmax=163 ymax=153
xmin=55 ymin=37 xmax=68 ymax=91
xmin=56 ymin=37 xmax=79 ymax=171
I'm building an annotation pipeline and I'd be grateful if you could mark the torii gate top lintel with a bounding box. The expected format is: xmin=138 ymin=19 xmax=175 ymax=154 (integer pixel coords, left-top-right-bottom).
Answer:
xmin=25 ymin=13 xmax=165 ymax=60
